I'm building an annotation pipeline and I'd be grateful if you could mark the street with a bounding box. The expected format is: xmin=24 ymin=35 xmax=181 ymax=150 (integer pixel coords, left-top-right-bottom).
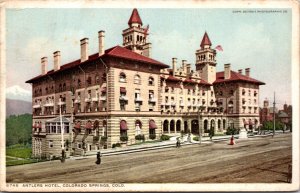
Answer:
xmin=6 ymin=133 xmax=292 ymax=183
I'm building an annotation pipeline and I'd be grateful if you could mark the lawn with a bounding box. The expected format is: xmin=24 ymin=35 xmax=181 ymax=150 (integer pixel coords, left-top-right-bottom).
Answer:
xmin=6 ymin=146 xmax=32 ymax=159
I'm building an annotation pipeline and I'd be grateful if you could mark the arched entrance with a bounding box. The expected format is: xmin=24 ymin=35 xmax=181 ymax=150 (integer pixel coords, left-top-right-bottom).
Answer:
xmin=210 ymin=119 xmax=215 ymax=133
xmin=249 ymin=119 xmax=253 ymax=131
xmin=204 ymin=120 xmax=208 ymax=133
xmin=176 ymin=120 xmax=181 ymax=132
xmin=191 ymin=120 xmax=199 ymax=134
xmin=163 ymin=120 xmax=169 ymax=133
xmin=217 ymin=119 xmax=221 ymax=131
xmin=135 ymin=120 xmax=142 ymax=135
xmin=184 ymin=121 xmax=188 ymax=133
xmin=170 ymin=120 xmax=175 ymax=133
xmin=223 ymin=119 xmax=226 ymax=130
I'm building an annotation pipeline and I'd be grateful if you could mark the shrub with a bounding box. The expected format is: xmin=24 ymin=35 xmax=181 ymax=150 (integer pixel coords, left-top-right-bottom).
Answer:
xmin=149 ymin=134 xmax=156 ymax=140
xmin=226 ymin=127 xmax=239 ymax=135
xmin=193 ymin=136 xmax=199 ymax=141
xmin=112 ymin=143 xmax=121 ymax=148
xmin=120 ymin=135 xmax=128 ymax=142
xmin=135 ymin=134 xmax=145 ymax=141
xmin=160 ymin=134 xmax=170 ymax=141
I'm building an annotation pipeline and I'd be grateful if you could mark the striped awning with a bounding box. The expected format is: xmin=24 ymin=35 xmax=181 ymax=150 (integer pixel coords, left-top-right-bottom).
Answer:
xmin=120 ymin=87 xmax=126 ymax=93
xmin=85 ymin=122 xmax=92 ymax=129
xmin=149 ymin=120 xmax=157 ymax=129
xmin=74 ymin=122 xmax=81 ymax=129
xmin=101 ymin=87 xmax=107 ymax=92
xmin=120 ymin=120 xmax=128 ymax=130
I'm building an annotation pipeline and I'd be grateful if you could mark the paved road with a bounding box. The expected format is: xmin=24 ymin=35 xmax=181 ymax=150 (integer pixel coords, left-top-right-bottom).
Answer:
xmin=6 ymin=134 xmax=292 ymax=183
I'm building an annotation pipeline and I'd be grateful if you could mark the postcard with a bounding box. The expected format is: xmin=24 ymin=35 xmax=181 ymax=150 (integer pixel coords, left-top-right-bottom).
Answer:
xmin=0 ymin=0 xmax=299 ymax=192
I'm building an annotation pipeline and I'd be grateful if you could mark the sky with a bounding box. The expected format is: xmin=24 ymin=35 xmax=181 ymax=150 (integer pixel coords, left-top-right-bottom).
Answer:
xmin=6 ymin=8 xmax=292 ymax=108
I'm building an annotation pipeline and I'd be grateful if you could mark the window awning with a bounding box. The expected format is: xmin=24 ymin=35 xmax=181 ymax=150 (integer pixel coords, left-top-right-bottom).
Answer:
xmin=85 ymin=122 xmax=92 ymax=129
xmin=120 ymin=120 xmax=128 ymax=130
xmin=243 ymin=120 xmax=249 ymax=125
xmin=101 ymin=87 xmax=107 ymax=93
xmin=149 ymin=120 xmax=157 ymax=129
xmin=37 ymin=123 xmax=42 ymax=128
xmin=120 ymin=87 xmax=126 ymax=93
xmin=74 ymin=122 xmax=81 ymax=129
xmin=32 ymin=124 xmax=37 ymax=128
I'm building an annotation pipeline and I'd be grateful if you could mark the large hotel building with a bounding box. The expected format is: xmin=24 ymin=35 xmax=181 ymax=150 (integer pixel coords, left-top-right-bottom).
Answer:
xmin=26 ymin=9 xmax=265 ymax=158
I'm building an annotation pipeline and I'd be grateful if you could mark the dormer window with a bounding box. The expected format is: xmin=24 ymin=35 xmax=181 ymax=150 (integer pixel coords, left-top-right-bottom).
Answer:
xmin=119 ymin=72 xmax=126 ymax=83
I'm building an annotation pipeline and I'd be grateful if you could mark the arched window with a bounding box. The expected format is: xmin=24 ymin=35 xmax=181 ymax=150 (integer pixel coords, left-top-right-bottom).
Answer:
xmin=134 ymin=74 xmax=141 ymax=84
xmin=148 ymin=77 xmax=154 ymax=85
xmin=218 ymin=119 xmax=221 ymax=131
xmin=119 ymin=72 xmax=126 ymax=82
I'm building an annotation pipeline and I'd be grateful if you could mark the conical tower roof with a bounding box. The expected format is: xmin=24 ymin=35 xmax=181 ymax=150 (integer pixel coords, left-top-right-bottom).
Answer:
xmin=200 ymin=32 xmax=212 ymax=48
xmin=128 ymin=8 xmax=143 ymax=26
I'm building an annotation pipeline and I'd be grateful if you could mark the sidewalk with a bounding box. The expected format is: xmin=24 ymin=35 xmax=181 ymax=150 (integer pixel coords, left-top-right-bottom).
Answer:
xmin=70 ymin=134 xmax=241 ymax=160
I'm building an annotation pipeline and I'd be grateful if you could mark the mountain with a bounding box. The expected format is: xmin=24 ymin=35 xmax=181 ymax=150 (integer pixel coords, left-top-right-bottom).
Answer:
xmin=6 ymin=99 xmax=32 ymax=117
xmin=6 ymin=85 xmax=31 ymax=102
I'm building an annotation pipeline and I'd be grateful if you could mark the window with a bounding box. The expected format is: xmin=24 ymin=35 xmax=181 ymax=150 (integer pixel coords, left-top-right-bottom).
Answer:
xmin=229 ymin=90 xmax=234 ymax=95
xmin=202 ymin=91 xmax=206 ymax=96
xmin=134 ymin=74 xmax=141 ymax=84
xmin=87 ymin=76 xmax=92 ymax=85
xmin=242 ymin=89 xmax=245 ymax=95
xmin=211 ymin=91 xmax=214 ymax=97
xmin=165 ymin=87 xmax=169 ymax=93
xmin=95 ymin=75 xmax=100 ymax=84
xmin=102 ymin=73 xmax=107 ymax=82
xmin=248 ymin=90 xmax=251 ymax=96
xmin=78 ymin=79 xmax=81 ymax=88
xmin=119 ymin=72 xmax=126 ymax=82
xmin=148 ymin=77 xmax=154 ymax=85
xmin=49 ymin=140 xmax=53 ymax=148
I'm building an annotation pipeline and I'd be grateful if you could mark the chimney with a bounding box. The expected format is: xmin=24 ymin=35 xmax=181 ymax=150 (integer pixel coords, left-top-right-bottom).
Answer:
xmin=80 ymin=38 xmax=89 ymax=62
xmin=53 ymin=51 xmax=61 ymax=71
xmin=224 ymin=63 xmax=231 ymax=79
xmin=172 ymin=58 xmax=177 ymax=76
xmin=98 ymin=30 xmax=105 ymax=56
xmin=238 ymin=69 xmax=243 ymax=74
xmin=245 ymin=68 xmax=250 ymax=77
xmin=41 ymin=57 xmax=48 ymax=75
xmin=182 ymin=60 xmax=187 ymax=73
xmin=186 ymin=64 xmax=191 ymax=74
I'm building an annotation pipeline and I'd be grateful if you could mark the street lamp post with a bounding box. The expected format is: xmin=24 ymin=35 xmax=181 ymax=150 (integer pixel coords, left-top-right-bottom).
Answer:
xmin=198 ymin=106 xmax=204 ymax=144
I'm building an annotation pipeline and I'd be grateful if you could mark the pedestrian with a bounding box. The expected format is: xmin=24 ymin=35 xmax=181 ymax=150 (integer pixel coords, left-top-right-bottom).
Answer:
xmin=176 ymin=138 xmax=181 ymax=148
xmin=95 ymin=151 xmax=102 ymax=165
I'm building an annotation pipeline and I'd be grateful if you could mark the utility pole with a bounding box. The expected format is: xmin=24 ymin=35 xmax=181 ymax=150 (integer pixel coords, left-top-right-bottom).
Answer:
xmin=273 ymin=92 xmax=276 ymax=137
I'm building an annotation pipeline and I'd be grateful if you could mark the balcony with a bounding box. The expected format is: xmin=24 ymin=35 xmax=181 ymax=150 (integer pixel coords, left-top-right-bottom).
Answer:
xmin=135 ymin=97 xmax=143 ymax=102
xmin=99 ymin=96 xmax=106 ymax=101
xmin=119 ymin=96 xmax=128 ymax=101
xmin=74 ymin=99 xmax=81 ymax=103
xmin=149 ymin=98 xmax=157 ymax=103
xmin=58 ymin=101 xmax=66 ymax=105
xmin=160 ymin=102 xmax=165 ymax=106
xmin=171 ymin=102 xmax=176 ymax=106
xmin=85 ymin=98 xmax=92 ymax=103
xmin=187 ymin=103 xmax=192 ymax=107
xmin=33 ymin=104 xmax=41 ymax=108
xmin=44 ymin=102 xmax=54 ymax=107
xmin=92 ymin=97 xmax=99 ymax=102
xmin=179 ymin=102 xmax=184 ymax=107
xmin=165 ymin=102 xmax=171 ymax=106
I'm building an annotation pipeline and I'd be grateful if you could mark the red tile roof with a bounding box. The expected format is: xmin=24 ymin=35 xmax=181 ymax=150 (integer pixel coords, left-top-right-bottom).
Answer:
xmin=26 ymin=46 xmax=168 ymax=83
xmin=128 ymin=8 xmax=143 ymax=26
xmin=161 ymin=75 xmax=181 ymax=82
xmin=200 ymin=32 xmax=212 ymax=48
xmin=183 ymin=78 xmax=198 ymax=84
xmin=199 ymin=79 xmax=211 ymax=86
xmin=214 ymin=70 xmax=265 ymax=85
